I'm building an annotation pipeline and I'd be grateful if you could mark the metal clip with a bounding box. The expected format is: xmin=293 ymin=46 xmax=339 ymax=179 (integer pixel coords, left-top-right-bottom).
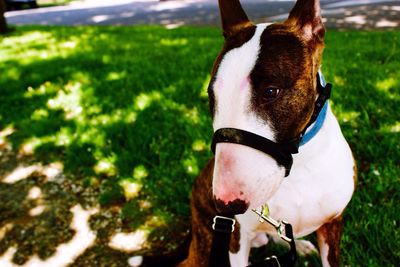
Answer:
xmin=252 ymin=208 xmax=292 ymax=243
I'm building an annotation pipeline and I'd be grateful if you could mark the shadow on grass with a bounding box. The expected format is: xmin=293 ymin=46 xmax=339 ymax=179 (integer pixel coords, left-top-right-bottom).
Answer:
xmin=0 ymin=26 xmax=399 ymax=265
xmin=0 ymin=25 xmax=218 ymax=265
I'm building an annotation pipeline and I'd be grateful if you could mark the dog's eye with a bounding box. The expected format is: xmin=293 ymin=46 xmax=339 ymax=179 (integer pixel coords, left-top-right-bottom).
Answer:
xmin=264 ymin=87 xmax=281 ymax=100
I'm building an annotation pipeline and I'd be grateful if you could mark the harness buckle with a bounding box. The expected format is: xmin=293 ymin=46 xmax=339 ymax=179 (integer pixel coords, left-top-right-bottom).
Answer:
xmin=212 ymin=215 xmax=236 ymax=233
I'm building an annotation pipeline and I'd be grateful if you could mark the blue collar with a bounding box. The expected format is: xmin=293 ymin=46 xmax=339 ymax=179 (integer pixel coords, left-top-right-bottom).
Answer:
xmin=299 ymin=101 xmax=328 ymax=146
xmin=299 ymin=72 xmax=329 ymax=146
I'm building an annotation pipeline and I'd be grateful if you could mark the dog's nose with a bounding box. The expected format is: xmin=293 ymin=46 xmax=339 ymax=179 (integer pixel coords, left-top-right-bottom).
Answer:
xmin=214 ymin=198 xmax=249 ymax=216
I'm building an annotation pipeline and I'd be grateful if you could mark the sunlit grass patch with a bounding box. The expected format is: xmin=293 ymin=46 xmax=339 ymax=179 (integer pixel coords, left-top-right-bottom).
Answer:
xmin=0 ymin=31 xmax=79 ymax=64
xmin=0 ymin=26 xmax=399 ymax=266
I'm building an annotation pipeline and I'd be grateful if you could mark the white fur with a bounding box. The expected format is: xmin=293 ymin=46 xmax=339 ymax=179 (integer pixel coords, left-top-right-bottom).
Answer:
xmin=317 ymin=232 xmax=331 ymax=267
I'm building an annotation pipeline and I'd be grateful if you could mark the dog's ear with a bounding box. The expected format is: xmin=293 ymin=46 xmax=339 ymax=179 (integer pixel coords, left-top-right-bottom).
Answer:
xmin=218 ymin=0 xmax=253 ymax=38
xmin=285 ymin=0 xmax=325 ymax=42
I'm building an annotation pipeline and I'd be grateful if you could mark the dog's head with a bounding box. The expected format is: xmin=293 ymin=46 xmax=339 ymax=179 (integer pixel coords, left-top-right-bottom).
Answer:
xmin=210 ymin=0 xmax=326 ymax=215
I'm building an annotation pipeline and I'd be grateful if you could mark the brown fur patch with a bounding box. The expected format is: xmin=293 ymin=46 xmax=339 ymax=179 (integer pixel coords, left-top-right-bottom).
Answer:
xmin=246 ymin=0 xmax=326 ymax=143
xmin=317 ymin=215 xmax=343 ymax=267
xmin=250 ymin=23 xmax=320 ymax=142
xmin=229 ymin=221 xmax=241 ymax=253
xmin=218 ymin=0 xmax=253 ymax=38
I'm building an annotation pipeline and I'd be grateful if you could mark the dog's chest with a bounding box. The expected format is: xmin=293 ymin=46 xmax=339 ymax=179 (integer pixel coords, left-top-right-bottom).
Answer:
xmin=242 ymin=109 xmax=355 ymax=237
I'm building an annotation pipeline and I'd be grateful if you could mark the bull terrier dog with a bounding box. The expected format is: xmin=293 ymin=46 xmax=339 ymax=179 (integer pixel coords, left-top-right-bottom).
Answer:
xmin=179 ymin=0 xmax=356 ymax=267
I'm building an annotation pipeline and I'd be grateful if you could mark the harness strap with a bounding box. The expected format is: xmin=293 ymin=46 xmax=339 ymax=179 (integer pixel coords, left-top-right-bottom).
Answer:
xmin=211 ymin=128 xmax=298 ymax=177
xmin=209 ymin=216 xmax=235 ymax=267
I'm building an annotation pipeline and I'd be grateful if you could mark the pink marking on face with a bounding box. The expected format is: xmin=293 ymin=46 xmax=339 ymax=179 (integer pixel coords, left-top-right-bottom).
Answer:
xmin=240 ymin=76 xmax=250 ymax=91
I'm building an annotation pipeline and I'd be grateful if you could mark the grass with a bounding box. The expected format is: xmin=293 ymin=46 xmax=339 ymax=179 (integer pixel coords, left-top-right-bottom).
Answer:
xmin=0 ymin=26 xmax=399 ymax=266
xmin=37 ymin=0 xmax=77 ymax=8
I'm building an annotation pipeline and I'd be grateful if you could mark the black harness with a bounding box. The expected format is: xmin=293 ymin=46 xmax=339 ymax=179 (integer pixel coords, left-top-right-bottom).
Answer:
xmin=209 ymin=73 xmax=332 ymax=267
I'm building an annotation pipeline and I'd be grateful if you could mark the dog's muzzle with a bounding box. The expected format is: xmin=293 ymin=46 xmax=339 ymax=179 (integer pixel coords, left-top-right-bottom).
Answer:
xmin=211 ymin=128 xmax=299 ymax=177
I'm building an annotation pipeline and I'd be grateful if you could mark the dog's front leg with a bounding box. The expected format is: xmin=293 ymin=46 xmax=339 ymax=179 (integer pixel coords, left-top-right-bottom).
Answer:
xmin=316 ymin=215 xmax=343 ymax=267
xmin=229 ymin=227 xmax=252 ymax=267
